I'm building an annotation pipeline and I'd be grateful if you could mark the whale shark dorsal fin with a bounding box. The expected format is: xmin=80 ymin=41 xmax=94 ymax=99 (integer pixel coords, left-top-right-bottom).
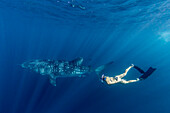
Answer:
xmin=71 ymin=57 xmax=84 ymax=65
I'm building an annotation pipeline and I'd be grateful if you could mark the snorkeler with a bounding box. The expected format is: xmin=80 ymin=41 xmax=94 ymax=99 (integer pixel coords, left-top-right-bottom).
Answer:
xmin=101 ymin=64 xmax=156 ymax=85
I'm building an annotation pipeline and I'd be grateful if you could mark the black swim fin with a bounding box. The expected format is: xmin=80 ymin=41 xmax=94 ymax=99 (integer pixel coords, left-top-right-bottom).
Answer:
xmin=134 ymin=65 xmax=145 ymax=74
xmin=139 ymin=67 xmax=156 ymax=80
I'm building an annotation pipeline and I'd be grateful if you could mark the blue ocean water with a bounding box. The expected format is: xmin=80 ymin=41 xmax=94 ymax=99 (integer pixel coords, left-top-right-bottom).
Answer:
xmin=0 ymin=0 xmax=170 ymax=113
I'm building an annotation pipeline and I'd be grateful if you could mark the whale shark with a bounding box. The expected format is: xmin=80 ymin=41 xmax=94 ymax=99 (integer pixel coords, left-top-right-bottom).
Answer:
xmin=21 ymin=57 xmax=113 ymax=86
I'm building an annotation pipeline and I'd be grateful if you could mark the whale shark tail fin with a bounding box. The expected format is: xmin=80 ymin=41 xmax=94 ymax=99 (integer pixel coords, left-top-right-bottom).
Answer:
xmin=95 ymin=61 xmax=114 ymax=75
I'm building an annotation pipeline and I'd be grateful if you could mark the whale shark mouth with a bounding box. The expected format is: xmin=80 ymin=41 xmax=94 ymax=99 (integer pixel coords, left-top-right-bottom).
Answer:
xmin=21 ymin=61 xmax=37 ymax=69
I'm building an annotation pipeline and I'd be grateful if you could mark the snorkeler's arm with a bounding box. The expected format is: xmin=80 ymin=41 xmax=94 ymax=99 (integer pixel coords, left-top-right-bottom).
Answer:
xmin=121 ymin=78 xmax=139 ymax=84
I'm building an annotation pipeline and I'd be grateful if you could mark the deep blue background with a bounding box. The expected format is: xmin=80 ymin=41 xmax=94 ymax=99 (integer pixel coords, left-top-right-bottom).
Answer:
xmin=0 ymin=0 xmax=170 ymax=113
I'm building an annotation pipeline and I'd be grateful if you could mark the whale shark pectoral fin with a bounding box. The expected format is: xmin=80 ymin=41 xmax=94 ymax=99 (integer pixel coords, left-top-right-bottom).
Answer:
xmin=49 ymin=78 xmax=56 ymax=86
xmin=49 ymin=75 xmax=57 ymax=86
xmin=71 ymin=57 xmax=83 ymax=65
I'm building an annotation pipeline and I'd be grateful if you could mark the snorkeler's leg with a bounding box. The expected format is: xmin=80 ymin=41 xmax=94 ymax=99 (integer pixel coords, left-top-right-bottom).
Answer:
xmin=117 ymin=64 xmax=134 ymax=78
xmin=121 ymin=78 xmax=140 ymax=84
xmin=124 ymin=64 xmax=134 ymax=74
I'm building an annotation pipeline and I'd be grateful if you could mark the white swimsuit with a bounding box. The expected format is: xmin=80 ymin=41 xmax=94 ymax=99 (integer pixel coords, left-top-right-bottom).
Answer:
xmin=115 ymin=76 xmax=122 ymax=82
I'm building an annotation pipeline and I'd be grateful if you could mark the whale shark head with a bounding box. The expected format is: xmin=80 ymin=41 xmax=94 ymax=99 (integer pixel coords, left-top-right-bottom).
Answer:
xmin=21 ymin=60 xmax=45 ymax=69
xmin=21 ymin=61 xmax=36 ymax=69
xmin=21 ymin=59 xmax=53 ymax=75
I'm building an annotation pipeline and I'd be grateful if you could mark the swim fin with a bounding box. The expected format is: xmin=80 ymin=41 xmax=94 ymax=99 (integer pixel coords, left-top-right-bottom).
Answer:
xmin=134 ymin=65 xmax=145 ymax=74
xmin=139 ymin=67 xmax=156 ymax=80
